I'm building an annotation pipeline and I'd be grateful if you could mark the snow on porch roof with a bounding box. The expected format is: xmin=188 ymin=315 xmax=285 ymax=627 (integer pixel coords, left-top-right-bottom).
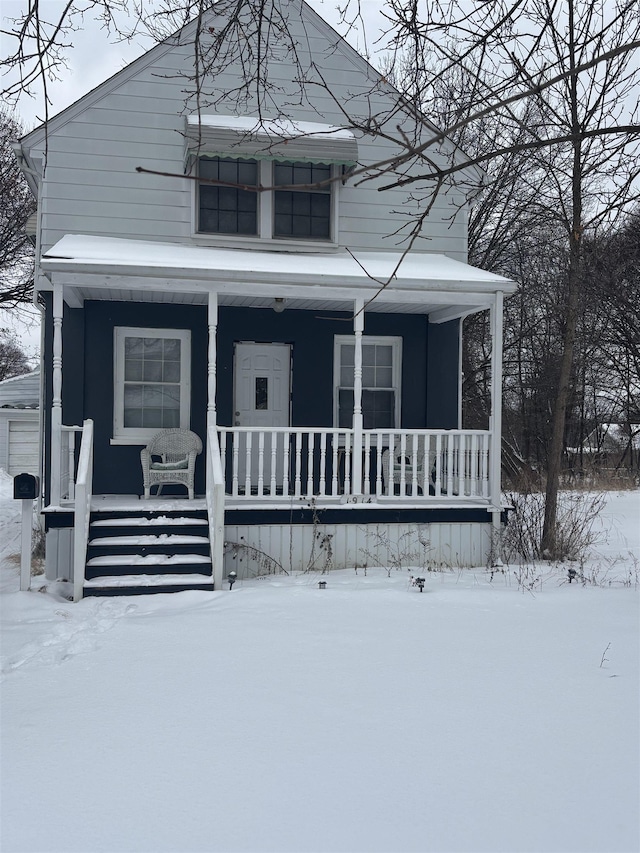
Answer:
xmin=42 ymin=235 xmax=516 ymax=294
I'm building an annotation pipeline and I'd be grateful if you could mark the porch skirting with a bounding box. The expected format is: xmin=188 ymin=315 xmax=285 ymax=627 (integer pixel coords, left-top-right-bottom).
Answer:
xmin=224 ymin=514 xmax=503 ymax=579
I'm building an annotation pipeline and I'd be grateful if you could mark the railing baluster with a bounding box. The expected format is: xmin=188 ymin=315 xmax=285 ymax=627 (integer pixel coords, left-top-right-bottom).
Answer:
xmin=245 ymin=432 xmax=252 ymax=496
xmin=399 ymin=432 xmax=407 ymax=496
xmin=270 ymin=431 xmax=277 ymax=496
xmin=363 ymin=432 xmax=371 ymax=496
xmin=283 ymin=431 xmax=290 ymax=496
xmin=376 ymin=433 xmax=383 ymax=497
xmin=343 ymin=432 xmax=351 ymax=495
xmin=257 ymin=431 xmax=265 ymax=497
xmin=483 ymin=434 xmax=490 ymax=497
xmin=232 ymin=431 xmax=239 ymax=497
xmin=306 ymin=432 xmax=315 ymax=497
xmin=434 ymin=433 xmax=442 ymax=496
xmin=470 ymin=433 xmax=478 ymax=496
xmin=319 ymin=432 xmax=327 ymax=497
xmin=446 ymin=433 xmax=454 ymax=496
xmin=294 ymin=431 xmax=302 ymax=497
xmin=331 ymin=432 xmax=339 ymax=496
xmin=459 ymin=432 xmax=466 ymax=496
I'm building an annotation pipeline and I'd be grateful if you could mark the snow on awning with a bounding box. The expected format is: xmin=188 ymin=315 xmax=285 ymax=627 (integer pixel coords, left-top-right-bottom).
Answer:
xmin=185 ymin=115 xmax=359 ymax=165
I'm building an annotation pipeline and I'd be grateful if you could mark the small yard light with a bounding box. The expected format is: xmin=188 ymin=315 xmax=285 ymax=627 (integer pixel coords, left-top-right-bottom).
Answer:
xmin=568 ymin=567 xmax=577 ymax=583
xmin=318 ymin=580 xmax=327 ymax=589
xmin=414 ymin=577 xmax=425 ymax=592
xmin=228 ymin=570 xmax=238 ymax=590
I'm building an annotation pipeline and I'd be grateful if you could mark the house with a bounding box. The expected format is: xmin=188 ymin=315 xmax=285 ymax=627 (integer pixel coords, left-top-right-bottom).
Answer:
xmin=14 ymin=0 xmax=516 ymax=599
xmin=0 ymin=369 xmax=40 ymax=477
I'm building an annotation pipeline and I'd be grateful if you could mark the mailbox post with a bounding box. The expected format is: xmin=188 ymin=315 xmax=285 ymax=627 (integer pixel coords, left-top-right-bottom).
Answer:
xmin=13 ymin=474 xmax=40 ymax=592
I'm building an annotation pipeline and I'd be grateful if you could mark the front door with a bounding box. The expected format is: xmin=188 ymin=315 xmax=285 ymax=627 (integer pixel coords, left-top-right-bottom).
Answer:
xmin=233 ymin=342 xmax=291 ymax=490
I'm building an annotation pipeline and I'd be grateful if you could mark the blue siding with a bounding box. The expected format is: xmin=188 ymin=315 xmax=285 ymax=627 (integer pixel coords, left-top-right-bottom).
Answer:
xmin=48 ymin=301 xmax=459 ymax=496
xmin=426 ymin=320 xmax=460 ymax=428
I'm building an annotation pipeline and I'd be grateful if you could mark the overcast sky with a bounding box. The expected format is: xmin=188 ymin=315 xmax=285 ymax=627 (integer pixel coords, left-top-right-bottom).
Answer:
xmin=3 ymin=0 xmax=388 ymax=131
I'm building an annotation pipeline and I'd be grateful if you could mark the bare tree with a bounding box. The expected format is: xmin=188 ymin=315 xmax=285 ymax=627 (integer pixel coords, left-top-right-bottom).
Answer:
xmin=0 ymin=110 xmax=36 ymax=307
xmin=0 ymin=328 xmax=31 ymax=380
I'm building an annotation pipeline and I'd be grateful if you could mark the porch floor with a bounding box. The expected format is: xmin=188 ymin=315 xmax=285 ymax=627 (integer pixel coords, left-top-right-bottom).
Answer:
xmin=45 ymin=493 xmax=496 ymax=513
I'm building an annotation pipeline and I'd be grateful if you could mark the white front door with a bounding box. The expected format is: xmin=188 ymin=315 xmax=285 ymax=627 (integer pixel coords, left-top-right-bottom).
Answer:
xmin=233 ymin=343 xmax=291 ymax=489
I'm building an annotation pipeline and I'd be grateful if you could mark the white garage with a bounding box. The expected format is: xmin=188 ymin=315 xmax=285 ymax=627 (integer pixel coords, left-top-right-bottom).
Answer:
xmin=0 ymin=370 xmax=41 ymax=477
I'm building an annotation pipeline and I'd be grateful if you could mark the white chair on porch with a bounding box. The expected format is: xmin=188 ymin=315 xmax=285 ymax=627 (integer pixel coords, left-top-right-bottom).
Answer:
xmin=140 ymin=429 xmax=202 ymax=499
xmin=381 ymin=437 xmax=434 ymax=496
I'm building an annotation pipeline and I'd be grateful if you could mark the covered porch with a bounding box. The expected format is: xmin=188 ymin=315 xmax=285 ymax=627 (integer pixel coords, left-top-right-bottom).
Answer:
xmin=39 ymin=235 xmax=513 ymax=593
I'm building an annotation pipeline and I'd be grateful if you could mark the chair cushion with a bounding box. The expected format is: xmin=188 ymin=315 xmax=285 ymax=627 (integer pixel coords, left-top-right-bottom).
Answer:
xmin=150 ymin=459 xmax=188 ymax=471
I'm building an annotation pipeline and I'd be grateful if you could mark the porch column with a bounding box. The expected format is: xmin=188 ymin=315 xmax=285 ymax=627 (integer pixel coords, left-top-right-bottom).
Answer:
xmin=207 ymin=291 xmax=218 ymax=432
xmin=50 ymin=282 xmax=63 ymax=505
xmin=489 ymin=292 xmax=504 ymax=540
xmin=352 ymin=299 xmax=364 ymax=495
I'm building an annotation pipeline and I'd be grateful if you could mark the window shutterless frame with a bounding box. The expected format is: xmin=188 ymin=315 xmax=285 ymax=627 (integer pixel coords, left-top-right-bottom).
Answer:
xmin=333 ymin=335 xmax=402 ymax=430
xmin=194 ymin=157 xmax=339 ymax=246
xmin=113 ymin=327 xmax=191 ymax=444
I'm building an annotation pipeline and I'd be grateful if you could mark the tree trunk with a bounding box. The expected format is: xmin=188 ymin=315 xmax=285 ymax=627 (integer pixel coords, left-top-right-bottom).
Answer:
xmin=541 ymin=0 xmax=582 ymax=558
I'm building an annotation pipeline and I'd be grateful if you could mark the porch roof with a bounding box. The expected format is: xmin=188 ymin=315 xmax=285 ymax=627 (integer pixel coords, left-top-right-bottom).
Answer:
xmin=41 ymin=235 xmax=516 ymax=317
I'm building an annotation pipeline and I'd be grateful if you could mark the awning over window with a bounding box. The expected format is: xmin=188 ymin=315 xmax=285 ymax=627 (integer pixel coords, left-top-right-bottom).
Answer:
xmin=185 ymin=115 xmax=359 ymax=165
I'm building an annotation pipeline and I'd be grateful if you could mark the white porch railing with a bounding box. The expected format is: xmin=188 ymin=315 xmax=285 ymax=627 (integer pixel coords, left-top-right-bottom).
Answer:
xmin=72 ymin=420 xmax=94 ymax=602
xmin=206 ymin=426 xmax=226 ymax=590
xmin=59 ymin=424 xmax=83 ymax=502
xmin=218 ymin=427 xmax=491 ymax=501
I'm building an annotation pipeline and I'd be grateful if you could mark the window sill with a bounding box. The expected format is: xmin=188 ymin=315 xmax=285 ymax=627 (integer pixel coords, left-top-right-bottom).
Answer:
xmin=110 ymin=437 xmax=152 ymax=446
xmin=190 ymin=233 xmax=339 ymax=253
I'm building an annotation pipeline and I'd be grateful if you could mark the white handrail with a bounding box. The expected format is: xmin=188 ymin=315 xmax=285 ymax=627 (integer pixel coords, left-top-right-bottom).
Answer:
xmin=59 ymin=424 xmax=83 ymax=502
xmin=72 ymin=419 xmax=94 ymax=602
xmin=206 ymin=426 xmax=226 ymax=590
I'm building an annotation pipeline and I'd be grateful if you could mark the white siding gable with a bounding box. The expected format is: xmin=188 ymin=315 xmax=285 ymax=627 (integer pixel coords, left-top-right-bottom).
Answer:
xmin=23 ymin=1 xmax=471 ymax=261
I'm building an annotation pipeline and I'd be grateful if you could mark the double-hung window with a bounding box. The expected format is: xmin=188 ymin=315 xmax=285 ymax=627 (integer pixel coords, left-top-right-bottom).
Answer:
xmin=273 ymin=161 xmax=331 ymax=239
xmin=334 ymin=336 xmax=402 ymax=429
xmin=198 ymin=156 xmax=258 ymax=235
xmin=113 ymin=327 xmax=191 ymax=442
xmin=197 ymin=157 xmax=335 ymax=242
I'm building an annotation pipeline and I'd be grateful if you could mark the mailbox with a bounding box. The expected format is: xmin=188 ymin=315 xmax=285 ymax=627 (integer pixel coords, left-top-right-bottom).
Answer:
xmin=13 ymin=473 xmax=40 ymax=501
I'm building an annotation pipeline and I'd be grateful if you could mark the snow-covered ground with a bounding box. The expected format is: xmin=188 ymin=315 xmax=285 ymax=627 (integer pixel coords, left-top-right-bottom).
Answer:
xmin=1 ymin=469 xmax=638 ymax=853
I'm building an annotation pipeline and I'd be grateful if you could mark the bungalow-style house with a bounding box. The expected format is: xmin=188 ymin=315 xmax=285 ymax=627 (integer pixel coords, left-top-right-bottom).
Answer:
xmin=14 ymin=0 xmax=515 ymax=599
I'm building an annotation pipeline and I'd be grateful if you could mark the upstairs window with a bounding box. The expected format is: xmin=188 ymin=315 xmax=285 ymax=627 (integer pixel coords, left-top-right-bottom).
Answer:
xmin=198 ymin=156 xmax=258 ymax=235
xmin=273 ymin=161 xmax=331 ymax=240
xmin=334 ymin=336 xmax=402 ymax=429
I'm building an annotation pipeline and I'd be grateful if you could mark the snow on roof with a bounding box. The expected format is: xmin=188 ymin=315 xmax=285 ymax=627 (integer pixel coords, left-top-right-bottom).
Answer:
xmin=187 ymin=115 xmax=356 ymax=141
xmin=42 ymin=235 xmax=515 ymax=293
xmin=0 ymin=369 xmax=40 ymax=408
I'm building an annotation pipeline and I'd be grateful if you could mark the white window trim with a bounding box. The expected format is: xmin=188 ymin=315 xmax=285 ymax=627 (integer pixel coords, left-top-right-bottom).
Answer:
xmin=333 ymin=335 xmax=402 ymax=429
xmin=192 ymin=158 xmax=340 ymax=248
xmin=112 ymin=327 xmax=191 ymax=445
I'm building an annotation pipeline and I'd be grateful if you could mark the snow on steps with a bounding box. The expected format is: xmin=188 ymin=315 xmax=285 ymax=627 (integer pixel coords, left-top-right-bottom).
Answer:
xmin=91 ymin=515 xmax=208 ymax=527
xmin=83 ymin=508 xmax=214 ymax=597
xmin=84 ymin=573 xmax=214 ymax=588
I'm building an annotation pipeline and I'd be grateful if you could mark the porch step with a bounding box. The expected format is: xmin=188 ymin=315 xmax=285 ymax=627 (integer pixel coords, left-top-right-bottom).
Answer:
xmin=82 ymin=509 xmax=214 ymax=597
xmin=83 ymin=574 xmax=215 ymax=597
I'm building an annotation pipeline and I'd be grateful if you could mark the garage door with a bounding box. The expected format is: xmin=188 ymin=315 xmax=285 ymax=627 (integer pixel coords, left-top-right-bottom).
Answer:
xmin=8 ymin=421 xmax=40 ymax=475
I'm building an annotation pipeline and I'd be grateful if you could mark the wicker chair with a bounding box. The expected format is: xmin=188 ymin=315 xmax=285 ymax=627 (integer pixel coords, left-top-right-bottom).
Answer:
xmin=140 ymin=429 xmax=202 ymax=499
xmin=381 ymin=437 xmax=433 ymax=496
